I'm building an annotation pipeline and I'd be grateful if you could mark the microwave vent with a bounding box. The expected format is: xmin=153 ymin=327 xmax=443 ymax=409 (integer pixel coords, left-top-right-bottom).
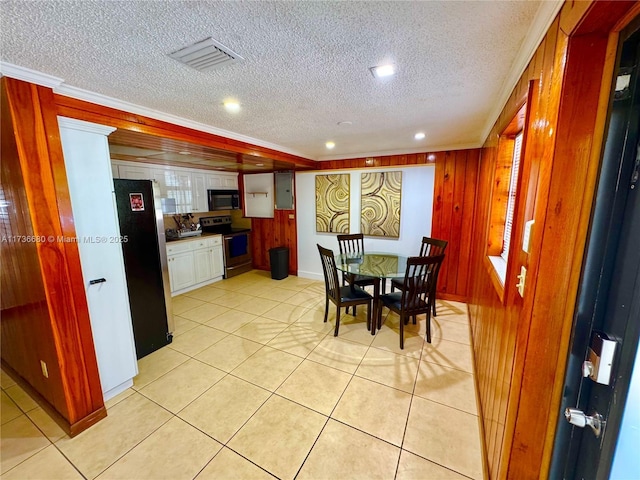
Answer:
xmin=168 ymin=37 xmax=243 ymax=72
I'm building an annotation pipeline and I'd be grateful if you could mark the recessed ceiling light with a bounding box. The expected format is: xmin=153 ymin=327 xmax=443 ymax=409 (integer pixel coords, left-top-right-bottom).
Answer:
xmin=256 ymin=163 xmax=264 ymax=167
xmin=370 ymin=64 xmax=396 ymax=78
xmin=427 ymin=154 xmax=436 ymax=161
xmin=326 ymin=141 xmax=335 ymax=149
xmin=223 ymin=101 xmax=240 ymax=113
xmin=337 ymin=121 xmax=353 ymax=126
xmin=414 ymin=132 xmax=426 ymax=140
xmin=178 ymin=150 xmax=191 ymax=155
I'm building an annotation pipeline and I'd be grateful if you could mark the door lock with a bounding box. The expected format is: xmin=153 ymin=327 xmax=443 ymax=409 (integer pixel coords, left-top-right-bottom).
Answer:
xmin=564 ymin=408 xmax=604 ymax=438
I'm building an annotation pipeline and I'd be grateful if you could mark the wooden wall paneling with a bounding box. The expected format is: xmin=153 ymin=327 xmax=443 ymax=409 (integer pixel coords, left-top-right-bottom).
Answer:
xmin=502 ymin=19 xmax=565 ymax=480
xmin=431 ymin=152 xmax=445 ymax=244
xmin=435 ymin=151 xmax=455 ymax=295
xmin=1 ymin=78 xmax=105 ymax=435
xmin=456 ymin=149 xmax=478 ymax=297
xmin=445 ymin=150 xmax=466 ymax=296
xmin=507 ymin=30 xmax=613 ymax=479
xmin=1 ymin=85 xmax=62 ymax=414
xmin=250 ymin=207 xmax=298 ymax=275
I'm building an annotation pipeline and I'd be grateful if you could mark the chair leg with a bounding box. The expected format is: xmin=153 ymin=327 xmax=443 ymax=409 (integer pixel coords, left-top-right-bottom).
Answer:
xmin=425 ymin=309 xmax=432 ymax=343
xmin=334 ymin=307 xmax=341 ymax=336
xmin=323 ymin=297 xmax=329 ymax=323
xmin=412 ymin=315 xmax=417 ymax=325
xmin=432 ymin=287 xmax=437 ymax=317
xmin=400 ymin=314 xmax=405 ymax=349
xmin=366 ymin=301 xmax=372 ymax=332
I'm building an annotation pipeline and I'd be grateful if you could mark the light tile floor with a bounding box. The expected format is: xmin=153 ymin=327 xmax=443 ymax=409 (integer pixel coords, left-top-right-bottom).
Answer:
xmin=1 ymin=270 xmax=485 ymax=480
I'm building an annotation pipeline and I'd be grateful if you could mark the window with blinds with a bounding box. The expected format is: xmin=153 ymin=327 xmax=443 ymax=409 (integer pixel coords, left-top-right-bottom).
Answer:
xmin=501 ymin=132 xmax=523 ymax=261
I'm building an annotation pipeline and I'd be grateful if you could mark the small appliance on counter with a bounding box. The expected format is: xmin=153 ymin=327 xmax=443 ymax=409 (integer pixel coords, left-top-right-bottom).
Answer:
xmin=167 ymin=213 xmax=202 ymax=240
xmin=200 ymin=215 xmax=252 ymax=278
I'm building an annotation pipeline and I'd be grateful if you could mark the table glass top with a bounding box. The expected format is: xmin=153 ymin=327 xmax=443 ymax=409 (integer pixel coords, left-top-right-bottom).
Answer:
xmin=335 ymin=252 xmax=409 ymax=278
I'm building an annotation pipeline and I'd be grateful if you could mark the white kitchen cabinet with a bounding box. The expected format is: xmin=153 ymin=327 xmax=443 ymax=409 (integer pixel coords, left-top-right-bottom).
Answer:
xmin=192 ymin=173 xmax=207 ymax=213
xmin=58 ymin=117 xmax=138 ymax=402
xmin=113 ymin=161 xmax=238 ymax=213
xmin=212 ymin=244 xmax=224 ymax=278
xmin=206 ymin=173 xmax=238 ymax=190
xmin=118 ymin=164 xmax=152 ymax=180
xmin=168 ymin=250 xmax=196 ymax=292
xmin=174 ymin=171 xmax=193 ymax=213
xmin=150 ymin=168 xmax=171 ymax=198
xmin=194 ymin=247 xmax=213 ymax=283
xmin=166 ymin=235 xmax=223 ymax=295
xmin=222 ymin=175 xmax=238 ymax=189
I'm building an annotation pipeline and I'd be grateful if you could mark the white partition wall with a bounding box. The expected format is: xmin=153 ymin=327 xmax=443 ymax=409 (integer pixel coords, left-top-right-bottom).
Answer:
xmin=58 ymin=117 xmax=138 ymax=401
xmin=295 ymin=166 xmax=436 ymax=280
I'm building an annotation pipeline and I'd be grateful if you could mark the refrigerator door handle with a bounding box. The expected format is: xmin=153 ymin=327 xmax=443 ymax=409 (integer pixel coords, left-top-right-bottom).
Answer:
xmin=89 ymin=278 xmax=107 ymax=285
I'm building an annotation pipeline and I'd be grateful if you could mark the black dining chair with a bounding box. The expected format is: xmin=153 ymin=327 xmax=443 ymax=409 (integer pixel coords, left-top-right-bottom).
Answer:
xmin=317 ymin=244 xmax=373 ymax=336
xmin=390 ymin=237 xmax=447 ymax=316
xmin=378 ymin=254 xmax=445 ymax=349
xmin=336 ymin=233 xmax=378 ymax=313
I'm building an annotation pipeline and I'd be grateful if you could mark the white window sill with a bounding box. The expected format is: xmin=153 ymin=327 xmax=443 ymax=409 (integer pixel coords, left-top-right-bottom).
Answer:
xmin=488 ymin=255 xmax=507 ymax=285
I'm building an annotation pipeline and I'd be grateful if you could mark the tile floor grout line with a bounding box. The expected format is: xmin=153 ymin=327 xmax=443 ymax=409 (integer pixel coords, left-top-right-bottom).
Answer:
xmin=291 ymin=415 xmax=332 ymax=480
xmin=2 ymin=278 xmax=482 ymax=479
xmin=393 ymin=320 xmax=427 ymax=479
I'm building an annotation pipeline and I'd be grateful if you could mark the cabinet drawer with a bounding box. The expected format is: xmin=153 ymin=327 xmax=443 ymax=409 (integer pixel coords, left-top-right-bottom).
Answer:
xmin=209 ymin=235 xmax=222 ymax=247
xmin=193 ymin=239 xmax=209 ymax=250
xmin=167 ymin=242 xmax=193 ymax=255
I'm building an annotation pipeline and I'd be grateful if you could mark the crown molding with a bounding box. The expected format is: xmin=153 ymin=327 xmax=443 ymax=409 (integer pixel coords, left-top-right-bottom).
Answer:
xmin=0 ymin=62 xmax=64 ymax=88
xmin=0 ymin=61 xmax=313 ymax=161
xmin=54 ymin=83 xmax=313 ymax=160
xmin=479 ymin=0 xmax=564 ymax=144
xmin=317 ymin=142 xmax=482 ymax=161
xmin=57 ymin=116 xmax=117 ymax=136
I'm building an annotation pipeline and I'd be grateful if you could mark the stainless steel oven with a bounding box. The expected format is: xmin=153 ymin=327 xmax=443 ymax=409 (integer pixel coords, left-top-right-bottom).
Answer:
xmin=222 ymin=231 xmax=252 ymax=278
xmin=200 ymin=215 xmax=252 ymax=278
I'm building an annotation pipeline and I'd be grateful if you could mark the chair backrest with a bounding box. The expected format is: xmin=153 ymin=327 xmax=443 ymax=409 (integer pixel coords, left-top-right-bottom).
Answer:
xmin=336 ymin=233 xmax=365 ymax=256
xmin=317 ymin=244 xmax=341 ymax=300
xmin=418 ymin=237 xmax=448 ymax=257
xmin=400 ymin=254 xmax=445 ymax=314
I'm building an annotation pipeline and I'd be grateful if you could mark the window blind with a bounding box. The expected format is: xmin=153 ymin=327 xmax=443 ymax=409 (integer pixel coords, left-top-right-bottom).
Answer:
xmin=501 ymin=132 xmax=523 ymax=261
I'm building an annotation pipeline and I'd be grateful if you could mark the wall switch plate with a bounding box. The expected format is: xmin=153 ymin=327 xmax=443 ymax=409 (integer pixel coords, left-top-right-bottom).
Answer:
xmin=522 ymin=220 xmax=535 ymax=253
xmin=516 ymin=266 xmax=527 ymax=297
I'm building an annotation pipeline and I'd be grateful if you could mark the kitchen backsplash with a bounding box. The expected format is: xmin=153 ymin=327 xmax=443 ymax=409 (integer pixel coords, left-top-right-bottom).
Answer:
xmin=163 ymin=210 xmax=252 ymax=231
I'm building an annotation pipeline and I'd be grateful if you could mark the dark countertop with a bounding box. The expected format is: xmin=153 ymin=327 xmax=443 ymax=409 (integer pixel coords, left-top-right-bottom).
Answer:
xmin=165 ymin=232 xmax=222 ymax=243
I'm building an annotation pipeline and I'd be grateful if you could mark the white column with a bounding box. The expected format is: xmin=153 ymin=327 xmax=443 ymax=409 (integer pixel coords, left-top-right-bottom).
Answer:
xmin=58 ymin=117 xmax=138 ymax=401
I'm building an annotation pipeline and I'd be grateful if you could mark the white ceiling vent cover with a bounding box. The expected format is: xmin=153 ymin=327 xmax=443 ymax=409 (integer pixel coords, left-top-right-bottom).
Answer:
xmin=168 ymin=37 xmax=243 ymax=72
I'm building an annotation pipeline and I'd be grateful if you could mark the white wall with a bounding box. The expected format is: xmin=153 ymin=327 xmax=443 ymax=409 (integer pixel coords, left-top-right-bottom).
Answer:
xmin=296 ymin=166 xmax=435 ymax=279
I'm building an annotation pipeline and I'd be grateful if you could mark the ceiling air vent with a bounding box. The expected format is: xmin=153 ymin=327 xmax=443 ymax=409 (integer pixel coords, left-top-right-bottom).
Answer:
xmin=168 ymin=37 xmax=243 ymax=72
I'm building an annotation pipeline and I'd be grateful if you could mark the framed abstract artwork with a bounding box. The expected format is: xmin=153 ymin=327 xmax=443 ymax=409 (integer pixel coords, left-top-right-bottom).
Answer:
xmin=315 ymin=174 xmax=350 ymax=233
xmin=361 ymin=171 xmax=402 ymax=237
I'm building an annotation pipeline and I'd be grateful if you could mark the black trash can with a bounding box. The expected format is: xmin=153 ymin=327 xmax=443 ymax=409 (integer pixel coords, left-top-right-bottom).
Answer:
xmin=269 ymin=247 xmax=289 ymax=280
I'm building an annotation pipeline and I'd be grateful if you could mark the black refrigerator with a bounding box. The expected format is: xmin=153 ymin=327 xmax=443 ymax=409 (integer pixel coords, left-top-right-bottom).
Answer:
xmin=114 ymin=179 xmax=173 ymax=359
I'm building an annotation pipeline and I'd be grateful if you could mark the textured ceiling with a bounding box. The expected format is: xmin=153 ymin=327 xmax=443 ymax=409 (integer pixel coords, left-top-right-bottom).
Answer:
xmin=0 ymin=1 xmax=558 ymax=161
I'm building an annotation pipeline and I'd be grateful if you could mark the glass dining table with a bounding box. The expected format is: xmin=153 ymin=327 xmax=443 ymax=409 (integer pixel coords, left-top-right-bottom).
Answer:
xmin=334 ymin=252 xmax=409 ymax=335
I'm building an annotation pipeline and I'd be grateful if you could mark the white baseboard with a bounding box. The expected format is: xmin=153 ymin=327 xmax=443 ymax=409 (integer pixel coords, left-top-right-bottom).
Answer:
xmin=103 ymin=378 xmax=134 ymax=402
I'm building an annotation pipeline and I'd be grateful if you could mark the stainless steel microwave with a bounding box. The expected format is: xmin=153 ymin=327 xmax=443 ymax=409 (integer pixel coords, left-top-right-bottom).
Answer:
xmin=207 ymin=190 xmax=240 ymax=211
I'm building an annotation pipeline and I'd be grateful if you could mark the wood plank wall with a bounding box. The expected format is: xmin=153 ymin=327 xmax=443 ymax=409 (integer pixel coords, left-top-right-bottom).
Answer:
xmin=468 ymin=2 xmax=637 ymax=478
xmin=0 ymin=78 xmax=106 ymax=435
xmin=319 ymin=150 xmax=479 ymax=301
xmin=251 ymin=209 xmax=298 ymax=275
